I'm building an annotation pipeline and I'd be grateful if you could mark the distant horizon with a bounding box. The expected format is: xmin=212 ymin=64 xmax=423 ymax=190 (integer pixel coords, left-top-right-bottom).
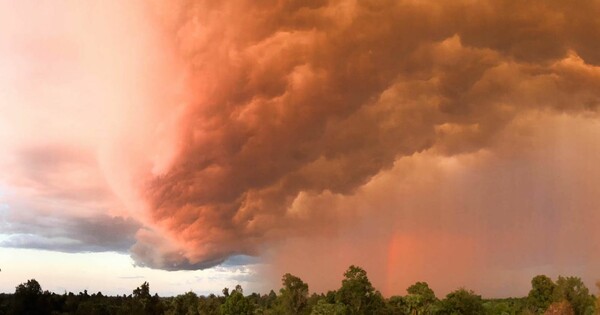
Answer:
xmin=0 ymin=247 xmax=598 ymax=300
xmin=0 ymin=248 xmax=262 ymax=298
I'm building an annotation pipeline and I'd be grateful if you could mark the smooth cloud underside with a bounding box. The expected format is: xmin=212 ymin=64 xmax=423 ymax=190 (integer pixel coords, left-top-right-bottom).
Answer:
xmin=1 ymin=0 xmax=600 ymax=292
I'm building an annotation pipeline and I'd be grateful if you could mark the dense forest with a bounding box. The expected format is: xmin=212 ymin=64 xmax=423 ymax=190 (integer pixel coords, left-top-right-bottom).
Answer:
xmin=0 ymin=265 xmax=597 ymax=315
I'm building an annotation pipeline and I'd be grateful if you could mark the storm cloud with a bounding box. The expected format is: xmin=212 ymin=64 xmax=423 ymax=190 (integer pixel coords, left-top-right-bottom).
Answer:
xmin=2 ymin=0 xmax=600 ymax=296
xmin=130 ymin=0 xmax=600 ymax=271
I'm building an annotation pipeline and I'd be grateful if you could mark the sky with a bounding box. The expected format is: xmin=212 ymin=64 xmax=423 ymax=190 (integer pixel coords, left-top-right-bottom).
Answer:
xmin=1 ymin=0 xmax=600 ymax=298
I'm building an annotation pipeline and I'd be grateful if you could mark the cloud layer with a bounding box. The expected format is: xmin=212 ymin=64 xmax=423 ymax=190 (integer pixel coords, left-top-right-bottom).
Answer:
xmin=133 ymin=0 xmax=600 ymax=270
xmin=1 ymin=0 xmax=600 ymax=296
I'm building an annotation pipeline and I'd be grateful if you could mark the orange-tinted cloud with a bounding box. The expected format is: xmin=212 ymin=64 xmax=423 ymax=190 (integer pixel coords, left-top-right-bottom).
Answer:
xmin=129 ymin=0 xmax=600 ymax=273
xmin=259 ymin=113 xmax=600 ymax=297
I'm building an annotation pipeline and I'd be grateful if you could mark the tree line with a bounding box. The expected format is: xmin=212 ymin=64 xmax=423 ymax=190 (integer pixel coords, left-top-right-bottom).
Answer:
xmin=0 ymin=265 xmax=597 ymax=315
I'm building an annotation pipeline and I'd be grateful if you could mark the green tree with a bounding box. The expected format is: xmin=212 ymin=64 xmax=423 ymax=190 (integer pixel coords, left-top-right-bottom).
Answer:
xmin=406 ymin=282 xmax=437 ymax=315
xmin=198 ymin=294 xmax=222 ymax=315
xmin=544 ymin=300 xmax=575 ymax=315
xmin=266 ymin=290 xmax=278 ymax=309
xmin=441 ymin=288 xmax=484 ymax=315
xmin=280 ymin=273 xmax=309 ymax=314
xmin=167 ymin=291 xmax=199 ymax=315
xmin=310 ymin=300 xmax=347 ymax=315
xmin=335 ymin=265 xmax=385 ymax=315
xmin=553 ymin=276 xmax=595 ymax=315
xmin=483 ymin=298 xmax=526 ymax=315
xmin=387 ymin=296 xmax=408 ymax=314
xmin=12 ymin=279 xmax=49 ymax=315
xmin=527 ymin=275 xmax=556 ymax=314
xmin=596 ymin=282 xmax=600 ymax=314
xmin=133 ymin=282 xmax=151 ymax=300
xmin=483 ymin=300 xmax=511 ymax=315
xmin=127 ymin=282 xmax=163 ymax=315
xmin=220 ymin=285 xmax=254 ymax=315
